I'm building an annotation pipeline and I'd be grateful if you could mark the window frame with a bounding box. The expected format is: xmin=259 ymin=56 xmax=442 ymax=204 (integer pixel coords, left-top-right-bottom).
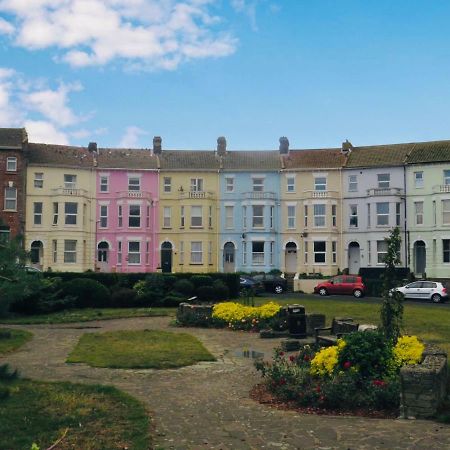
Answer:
xmin=64 ymin=202 xmax=78 ymax=225
xmin=443 ymin=239 xmax=450 ymax=263
xmin=100 ymin=176 xmax=109 ymax=193
xmin=377 ymin=173 xmax=390 ymax=189
xmin=163 ymin=177 xmax=172 ymax=193
xmin=190 ymin=205 xmax=203 ymax=228
xmin=6 ymin=157 xmax=17 ymax=172
xmin=163 ymin=206 xmax=171 ymax=228
xmin=442 ymin=200 xmax=450 ymax=225
xmin=414 ymin=201 xmax=423 ymax=225
xmin=190 ymin=241 xmax=203 ymax=264
xmin=348 ymin=174 xmax=358 ymax=192
xmin=252 ymin=178 xmax=264 ymax=192
xmin=313 ymin=204 xmax=326 ymax=227
xmin=4 ymin=187 xmax=17 ymax=211
xmin=377 ymin=240 xmax=388 ymax=264
xmin=314 ymin=177 xmax=327 ymax=191
xmin=33 ymin=202 xmax=43 ymax=225
xmin=225 ymin=205 xmax=234 ymax=229
xmin=64 ymin=240 xmax=77 ymax=263
xmin=349 ymin=204 xmax=358 ymax=228
xmin=128 ymin=241 xmax=141 ymax=265
xmin=52 ymin=202 xmax=58 ymax=225
xmin=286 ymin=176 xmax=295 ymax=193
xmin=99 ymin=205 xmax=108 ymax=228
xmin=128 ymin=204 xmax=141 ymax=228
xmin=252 ymin=205 xmax=264 ymax=228
xmin=190 ymin=178 xmax=203 ymax=192
xmin=128 ymin=176 xmax=141 ymax=191
xmin=225 ymin=177 xmax=234 ymax=192
xmin=252 ymin=241 xmax=265 ymax=265
xmin=414 ymin=171 xmax=424 ymax=188
xmin=64 ymin=174 xmax=77 ymax=189
xmin=34 ymin=172 xmax=44 ymax=188
xmin=376 ymin=202 xmax=389 ymax=226
xmin=313 ymin=241 xmax=326 ymax=264
xmin=287 ymin=205 xmax=296 ymax=229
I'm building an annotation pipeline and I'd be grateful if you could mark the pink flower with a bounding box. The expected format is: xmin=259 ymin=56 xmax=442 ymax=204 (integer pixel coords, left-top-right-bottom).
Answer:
xmin=289 ymin=355 xmax=295 ymax=362
xmin=343 ymin=361 xmax=352 ymax=369
xmin=372 ymin=379 xmax=386 ymax=387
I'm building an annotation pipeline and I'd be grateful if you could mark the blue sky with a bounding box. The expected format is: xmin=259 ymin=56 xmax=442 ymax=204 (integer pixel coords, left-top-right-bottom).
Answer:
xmin=1 ymin=0 xmax=450 ymax=150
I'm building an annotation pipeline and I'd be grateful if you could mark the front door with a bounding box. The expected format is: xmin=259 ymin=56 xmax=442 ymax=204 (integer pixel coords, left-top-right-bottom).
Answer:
xmin=161 ymin=242 xmax=172 ymax=273
xmin=97 ymin=242 xmax=109 ymax=272
xmin=348 ymin=243 xmax=360 ymax=275
xmin=223 ymin=242 xmax=235 ymax=273
xmin=414 ymin=241 xmax=426 ymax=277
xmin=285 ymin=242 xmax=297 ymax=273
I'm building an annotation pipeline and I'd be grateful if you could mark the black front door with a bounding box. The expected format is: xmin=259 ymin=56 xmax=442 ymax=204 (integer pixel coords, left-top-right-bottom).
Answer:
xmin=161 ymin=242 xmax=172 ymax=273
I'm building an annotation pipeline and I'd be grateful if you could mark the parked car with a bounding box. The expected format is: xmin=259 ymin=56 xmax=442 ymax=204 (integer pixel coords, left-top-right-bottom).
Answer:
xmin=390 ymin=281 xmax=448 ymax=303
xmin=239 ymin=276 xmax=264 ymax=295
xmin=251 ymin=274 xmax=288 ymax=294
xmin=314 ymin=275 xmax=366 ymax=298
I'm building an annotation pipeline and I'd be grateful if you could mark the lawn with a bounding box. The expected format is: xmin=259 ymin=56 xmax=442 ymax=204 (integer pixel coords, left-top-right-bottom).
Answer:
xmin=253 ymin=296 xmax=450 ymax=363
xmin=67 ymin=329 xmax=216 ymax=369
xmin=0 ymin=379 xmax=151 ymax=450
xmin=0 ymin=328 xmax=33 ymax=355
xmin=0 ymin=307 xmax=175 ymax=325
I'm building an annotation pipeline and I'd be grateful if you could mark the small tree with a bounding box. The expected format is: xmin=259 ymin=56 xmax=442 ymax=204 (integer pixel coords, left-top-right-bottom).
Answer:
xmin=380 ymin=227 xmax=403 ymax=343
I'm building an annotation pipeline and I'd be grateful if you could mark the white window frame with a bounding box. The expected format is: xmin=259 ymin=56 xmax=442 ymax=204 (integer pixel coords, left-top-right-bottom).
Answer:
xmin=443 ymin=239 xmax=450 ymax=263
xmin=286 ymin=176 xmax=295 ymax=193
xmin=270 ymin=206 xmax=274 ymax=228
xmin=313 ymin=241 xmax=326 ymax=264
xmin=225 ymin=205 xmax=234 ymax=229
xmin=442 ymin=200 xmax=450 ymax=225
xmin=304 ymin=241 xmax=308 ymax=264
xmin=128 ymin=176 xmax=140 ymax=191
xmin=100 ymin=205 xmax=108 ymax=228
xmin=190 ymin=178 xmax=203 ymax=192
xmin=242 ymin=241 xmax=247 ymax=265
xmin=163 ymin=177 xmax=171 ymax=193
xmin=396 ymin=203 xmax=401 ymax=226
xmin=64 ymin=174 xmax=77 ymax=189
xmin=332 ymin=204 xmax=337 ymax=227
xmin=180 ymin=206 xmax=185 ymax=227
xmin=34 ymin=172 xmax=44 ymax=188
xmin=243 ymin=206 xmax=247 ymax=228
xmin=52 ymin=240 xmax=57 ymax=263
xmin=179 ymin=241 xmax=184 ymax=264
xmin=313 ymin=204 xmax=326 ymax=227
xmin=414 ymin=171 xmax=424 ymax=188
xmin=117 ymin=241 xmax=122 ymax=265
xmin=100 ymin=176 xmax=109 ymax=193
xmin=252 ymin=177 xmax=264 ymax=192
xmin=314 ymin=177 xmax=327 ymax=191
xmin=225 ymin=177 xmax=234 ymax=192
xmin=4 ymin=187 xmax=17 ymax=211
xmin=332 ymin=241 xmax=337 ymax=264
xmin=33 ymin=202 xmax=43 ymax=225
xmin=145 ymin=241 xmax=150 ymax=265
xmin=190 ymin=241 xmax=203 ymax=264
xmin=146 ymin=205 xmax=150 ymax=228
xmin=163 ymin=206 xmax=171 ymax=228
xmin=208 ymin=241 xmax=212 ymax=265
xmin=64 ymin=202 xmax=78 ymax=225
xmin=287 ymin=205 xmax=296 ymax=229
xmin=252 ymin=241 xmax=265 ymax=265
xmin=414 ymin=202 xmax=424 ymax=225
xmin=53 ymin=202 xmax=58 ymax=225
xmin=304 ymin=205 xmax=308 ymax=227
xmin=6 ymin=157 xmax=17 ymax=172
xmin=118 ymin=205 xmax=123 ymax=227
xmin=129 ymin=204 xmax=141 ymax=228
xmin=444 ymin=170 xmax=450 ymax=185
xmin=128 ymin=241 xmax=141 ymax=264
xmin=270 ymin=241 xmax=274 ymax=265
xmin=377 ymin=240 xmax=388 ymax=264
xmin=64 ymin=240 xmax=77 ymax=263
xmin=349 ymin=204 xmax=358 ymax=228
xmin=377 ymin=173 xmax=390 ymax=188
xmin=348 ymin=174 xmax=357 ymax=192
xmin=376 ymin=202 xmax=389 ymax=226
xmin=252 ymin=205 xmax=264 ymax=228
xmin=190 ymin=205 xmax=203 ymax=227
xmin=209 ymin=206 xmax=212 ymax=228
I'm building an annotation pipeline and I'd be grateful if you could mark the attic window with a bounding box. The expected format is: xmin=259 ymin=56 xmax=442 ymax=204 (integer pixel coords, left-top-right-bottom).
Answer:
xmin=6 ymin=157 xmax=17 ymax=172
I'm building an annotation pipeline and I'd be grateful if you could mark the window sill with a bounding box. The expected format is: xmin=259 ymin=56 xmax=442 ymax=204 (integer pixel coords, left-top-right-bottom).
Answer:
xmin=162 ymin=227 xmax=172 ymax=229
xmin=189 ymin=262 xmax=203 ymax=265
xmin=190 ymin=227 xmax=204 ymax=229
xmin=3 ymin=209 xmax=17 ymax=212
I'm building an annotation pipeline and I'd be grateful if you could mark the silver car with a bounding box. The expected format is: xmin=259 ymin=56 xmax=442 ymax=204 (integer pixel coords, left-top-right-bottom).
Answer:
xmin=391 ymin=281 xmax=448 ymax=303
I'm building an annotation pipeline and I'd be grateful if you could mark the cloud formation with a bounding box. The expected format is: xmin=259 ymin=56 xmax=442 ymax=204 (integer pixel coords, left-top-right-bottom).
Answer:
xmin=0 ymin=0 xmax=237 ymax=70
xmin=119 ymin=125 xmax=147 ymax=148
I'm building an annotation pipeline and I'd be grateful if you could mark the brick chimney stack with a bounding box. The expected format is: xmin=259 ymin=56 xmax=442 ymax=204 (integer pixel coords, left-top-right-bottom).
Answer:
xmin=279 ymin=136 xmax=289 ymax=154
xmin=153 ymin=136 xmax=162 ymax=155
xmin=217 ymin=136 xmax=227 ymax=156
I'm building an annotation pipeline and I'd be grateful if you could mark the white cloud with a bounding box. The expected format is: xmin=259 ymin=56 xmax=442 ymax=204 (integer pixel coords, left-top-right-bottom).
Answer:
xmin=24 ymin=120 xmax=69 ymax=145
xmin=231 ymin=0 xmax=259 ymax=31
xmin=0 ymin=17 xmax=14 ymax=35
xmin=119 ymin=126 xmax=147 ymax=147
xmin=0 ymin=0 xmax=237 ymax=70
xmin=0 ymin=66 xmax=88 ymax=144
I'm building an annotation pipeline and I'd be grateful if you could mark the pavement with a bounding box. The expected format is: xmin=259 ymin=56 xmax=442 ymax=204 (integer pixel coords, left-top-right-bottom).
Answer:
xmin=1 ymin=316 xmax=450 ymax=450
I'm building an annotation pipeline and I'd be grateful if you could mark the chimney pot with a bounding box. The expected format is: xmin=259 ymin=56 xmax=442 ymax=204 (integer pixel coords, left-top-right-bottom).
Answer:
xmin=88 ymin=142 xmax=97 ymax=152
xmin=279 ymin=136 xmax=289 ymax=154
xmin=153 ymin=136 xmax=162 ymax=154
xmin=217 ymin=136 xmax=227 ymax=156
xmin=341 ymin=139 xmax=353 ymax=154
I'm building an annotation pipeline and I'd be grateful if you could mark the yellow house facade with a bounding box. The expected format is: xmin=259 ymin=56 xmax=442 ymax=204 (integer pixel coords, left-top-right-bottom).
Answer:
xmin=25 ymin=144 xmax=96 ymax=272
xmin=280 ymin=148 xmax=345 ymax=276
xmin=157 ymin=149 xmax=220 ymax=273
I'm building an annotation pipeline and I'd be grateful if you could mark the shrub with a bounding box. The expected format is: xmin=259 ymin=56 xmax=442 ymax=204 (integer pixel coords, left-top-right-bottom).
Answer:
xmin=62 ymin=278 xmax=110 ymax=308
xmin=173 ymin=279 xmax=195 ymax=296
xmin=162 ymin=295 xmax=185 ymax=307
xmin=110 ymin=288 xmax=137 ymax=308
xmin=196 ymin=285 xmax=216 ymax=302
xmin=191 ymin=275 xmax=213 ymax=288
xmin=212 ymin=280 xmax=229 ymax=301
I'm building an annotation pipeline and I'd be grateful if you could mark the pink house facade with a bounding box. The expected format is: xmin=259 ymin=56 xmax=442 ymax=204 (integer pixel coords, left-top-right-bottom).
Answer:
xmin=95 ymin=147 xmax=159 ymax=273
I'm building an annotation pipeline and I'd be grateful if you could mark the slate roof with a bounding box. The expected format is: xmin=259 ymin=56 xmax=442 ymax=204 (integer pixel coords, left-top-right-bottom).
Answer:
xmin=344 ymin=143 xmax=413 ymax=168
xmin=221 ymin=150 xmax=281 ymax=171
xmin=158 ymin=150 xmax=220 ymax=170
xmin=0 ymin=128 xmax=27 ymax=149
xmin=97 ymin=148 xmax=158 ymax=169
xmin=405 ymin=140 xmax=450 ymax=164
xmin=282 ymin=148 xmax=344 ymax=169
xmin=27 ymin=143 xmax=94 ymax=168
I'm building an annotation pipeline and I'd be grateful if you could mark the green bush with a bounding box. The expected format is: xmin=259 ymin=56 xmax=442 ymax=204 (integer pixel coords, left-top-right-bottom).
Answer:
xmin=173 ymin=279 xmax=195 ymax=296
xmin=62 ymin=278 xmax=110 ymax=308
xmin=191 ymin=275 xmax=213 ymax=288
xmin=162 ymin=295 xmax=185 ymax=307
xmin=196 ymin=285 xmax=216 ymax=302
xmin=110 ymin=288 xmax=137 ymax=308
xmin=212 ymin=280 xmax=229 ymax=301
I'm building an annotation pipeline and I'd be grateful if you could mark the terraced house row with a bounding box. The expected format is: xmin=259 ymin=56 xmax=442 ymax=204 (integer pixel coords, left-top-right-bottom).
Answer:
xmin=2 ymin=127 xmax=450 ymax=279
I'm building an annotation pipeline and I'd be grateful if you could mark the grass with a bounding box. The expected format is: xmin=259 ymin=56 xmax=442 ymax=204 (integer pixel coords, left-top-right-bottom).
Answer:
xmin=253 ymin=296 xmax=450 ymax=358
xmin=67 ymin=329 xmax=216 ymax=369
xmin=0 ymin=328 xmax=33 ymax=355
xmin=0 ymin=379 xmax=151 ymax=450
xmin=0 ymin=307 xmax=175 ymax=325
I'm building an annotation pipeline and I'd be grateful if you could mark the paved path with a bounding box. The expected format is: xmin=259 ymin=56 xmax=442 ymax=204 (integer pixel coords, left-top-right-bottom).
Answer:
xmin=1 ymin=317 xmax=450 ymax=450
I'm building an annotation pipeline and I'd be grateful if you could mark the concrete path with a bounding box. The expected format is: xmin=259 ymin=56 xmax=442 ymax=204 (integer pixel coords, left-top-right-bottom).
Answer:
xmin=1 ymin=317 xmax=450 ymax=450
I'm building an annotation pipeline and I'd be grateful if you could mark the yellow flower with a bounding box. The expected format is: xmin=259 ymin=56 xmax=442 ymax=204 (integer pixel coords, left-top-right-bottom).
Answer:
xmin=393 ymin=335 xmax=424 ymax=368
xmin=212 ymin=301 xmax=281 ymax=323
xmin=310 ymin=345 xmax=339 ymax=376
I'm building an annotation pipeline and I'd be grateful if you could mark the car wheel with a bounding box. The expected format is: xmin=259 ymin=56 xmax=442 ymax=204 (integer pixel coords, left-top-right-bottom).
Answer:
xmin=431 ymin=293 xmax=442 ymax=303
xmin=274 ymin=284 xmax=284 ymax=294
xmin=353 ymin=289 xmax=363 ymax=298
xmin=318 ymin=288 xmax=328 ymax=296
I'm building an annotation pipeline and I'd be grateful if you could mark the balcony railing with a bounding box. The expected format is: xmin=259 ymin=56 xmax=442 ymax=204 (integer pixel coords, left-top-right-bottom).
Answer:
xmin=433 ymin=184 xmax=450 ymax=193
xmin=303 ymin=190 xmax=339 ymax=199
xmin=366 ymin=187 xmax=404 ymax=196
xmin=117 ymin=190 xmax=152 ymax=199
xmin=51 ymin=187 xmax=88 ymax=197
xmin=179 ymin=191 xmax=215 ymax=200
xmin=243 ymin=191 xmax=276 ymax=200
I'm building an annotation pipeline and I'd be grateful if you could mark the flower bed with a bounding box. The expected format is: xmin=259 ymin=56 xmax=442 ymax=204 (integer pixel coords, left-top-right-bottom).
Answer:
xmin=255 ymin=332 xmax=424 ymax=415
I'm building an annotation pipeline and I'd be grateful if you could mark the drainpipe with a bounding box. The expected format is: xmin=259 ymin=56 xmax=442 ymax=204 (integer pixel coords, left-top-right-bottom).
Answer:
xmin=403 ymin=165 xmax=408 ymax=267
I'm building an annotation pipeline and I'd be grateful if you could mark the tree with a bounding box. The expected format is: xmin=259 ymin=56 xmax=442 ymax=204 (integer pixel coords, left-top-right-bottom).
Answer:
xmin=380 ymin=227 xmax=403 ymax=343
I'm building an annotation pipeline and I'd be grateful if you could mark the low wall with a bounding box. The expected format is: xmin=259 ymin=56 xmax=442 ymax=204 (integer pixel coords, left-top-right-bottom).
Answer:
xmin=293 ymin=279 xmax=322 ymax=294
xmin=400 ymin=344 xmax=448 ymax=419
xmin=176 ymin=303 xmax=213 ymax=323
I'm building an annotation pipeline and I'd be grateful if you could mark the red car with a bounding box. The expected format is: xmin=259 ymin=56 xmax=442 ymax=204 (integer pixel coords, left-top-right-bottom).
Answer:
xmin=314 ymin=275 xmax=366 ymax=298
